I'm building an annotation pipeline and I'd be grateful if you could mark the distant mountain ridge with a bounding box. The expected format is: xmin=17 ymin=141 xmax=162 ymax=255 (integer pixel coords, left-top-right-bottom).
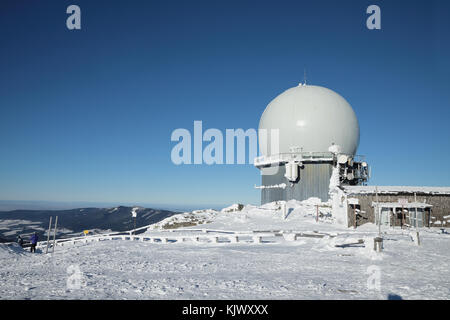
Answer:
xmin=0 ymin=206 xmax=179 ymax=242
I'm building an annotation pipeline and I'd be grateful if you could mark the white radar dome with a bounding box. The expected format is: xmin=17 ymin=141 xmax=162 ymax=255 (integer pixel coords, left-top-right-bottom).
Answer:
xmin=258 ymin=84 xmax=360 ymax=156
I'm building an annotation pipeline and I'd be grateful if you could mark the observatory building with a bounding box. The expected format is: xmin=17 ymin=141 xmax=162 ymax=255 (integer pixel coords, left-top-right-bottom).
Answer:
xmin=253 ymin=82 xmax=450 ymax=228
xmin=254 ymin=83 xmax=369 ymax=204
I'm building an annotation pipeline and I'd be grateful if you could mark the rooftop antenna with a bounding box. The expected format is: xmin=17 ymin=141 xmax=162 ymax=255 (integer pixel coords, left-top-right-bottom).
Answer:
xmin=303 ymin=69 xmax=307 ymax=86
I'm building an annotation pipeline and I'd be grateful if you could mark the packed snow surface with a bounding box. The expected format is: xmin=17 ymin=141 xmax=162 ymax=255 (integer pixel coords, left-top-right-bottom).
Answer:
xmin=1 ymin=200 xmax=449 ymax=300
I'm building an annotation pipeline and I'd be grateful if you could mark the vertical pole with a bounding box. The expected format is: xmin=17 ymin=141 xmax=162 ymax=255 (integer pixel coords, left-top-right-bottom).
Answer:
xmin=45 ymin=216 xmax=52 ymax=254
xmin=414 ymin=193 xmax=418 ymax=229
xmin=375 ymin=186 xmax=380 ymax=235
xmin=395 ymin=207 xmax=398 ymax=229
xmin=392 ymin=209 xmax=394 ymax=230
xmin=428 ymin=207 xmax=431 ymax=228
xmin=134 ymin=216 xmax=137 ymax=235
xmin=401 ymin=206 xmax=404 ymax=229
xmin=316 ymin=205 xmax=319 ymax=222
xmin=414 ymin=193 xmax=420 ymax=245
xmin=52 ymin=216 xmax=58 ymax=254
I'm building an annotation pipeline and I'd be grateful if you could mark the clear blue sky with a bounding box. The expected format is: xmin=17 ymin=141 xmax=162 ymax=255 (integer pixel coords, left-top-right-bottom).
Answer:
xmin=0 ymin=0 xmax=449 ymax=209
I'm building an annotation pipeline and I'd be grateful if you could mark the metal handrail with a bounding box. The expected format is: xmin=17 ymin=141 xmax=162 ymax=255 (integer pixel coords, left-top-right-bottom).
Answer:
xmin=254 ymin=152 xmax=366 ymax=166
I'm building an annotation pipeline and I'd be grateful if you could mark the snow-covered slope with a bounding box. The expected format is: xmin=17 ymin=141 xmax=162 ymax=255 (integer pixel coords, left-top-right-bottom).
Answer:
xmin=148 ymin=200 xmax=338 ymax=233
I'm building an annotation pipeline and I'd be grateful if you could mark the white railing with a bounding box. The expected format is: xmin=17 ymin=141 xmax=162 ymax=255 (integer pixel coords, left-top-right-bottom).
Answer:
xmin=34 ymin=230 xmax=279 ymax=248
xmin=29 ymin=226 xmax=341 ymax=249
xmin=5 ymin=227 xmax=374 ymax=251
xmin=254 ymin=152 xmax=367 ymax=167
xmin=32 ymin=227 xmax=344 ymax=249
xmin=254 ymin=152 xmax=335 ymax=167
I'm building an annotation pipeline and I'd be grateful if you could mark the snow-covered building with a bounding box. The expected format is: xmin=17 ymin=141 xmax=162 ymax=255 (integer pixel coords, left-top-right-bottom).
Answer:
xmin=254 ymin=83 xmax=369 ymax=204
xmin=253 ymin=83 xmax=450 ymax=229
xmin=343 ymin=186 xmax=450 ymax=228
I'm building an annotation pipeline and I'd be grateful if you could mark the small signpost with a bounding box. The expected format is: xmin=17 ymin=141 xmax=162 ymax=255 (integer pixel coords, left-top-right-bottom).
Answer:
xmin=374 ymin=237 xmax=383 ymax=252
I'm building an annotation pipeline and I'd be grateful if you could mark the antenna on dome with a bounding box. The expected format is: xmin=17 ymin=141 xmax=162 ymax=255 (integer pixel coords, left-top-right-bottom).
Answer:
xmin=303 ymin=69 xmax=307 ymax=86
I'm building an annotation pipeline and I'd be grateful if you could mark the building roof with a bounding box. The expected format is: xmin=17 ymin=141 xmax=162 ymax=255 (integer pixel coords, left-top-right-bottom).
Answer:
xmin=343 ymin=186 xmax=450 ymax=195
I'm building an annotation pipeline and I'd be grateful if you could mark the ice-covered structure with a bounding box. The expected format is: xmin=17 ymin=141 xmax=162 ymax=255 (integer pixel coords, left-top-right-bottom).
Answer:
xmin=254 ymin=83 xmax=370 ymax=206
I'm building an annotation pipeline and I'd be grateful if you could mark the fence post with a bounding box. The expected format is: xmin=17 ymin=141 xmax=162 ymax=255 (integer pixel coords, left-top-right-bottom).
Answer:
xmin=51 ymin=216 xmax=58 ymax=254
xmin=45 ymin=216 xmax=52 ymax=254
xmin=253 ymin=235 xmax=262 ymax=244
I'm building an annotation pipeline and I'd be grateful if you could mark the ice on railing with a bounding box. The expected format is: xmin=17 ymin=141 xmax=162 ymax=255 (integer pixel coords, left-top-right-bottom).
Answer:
xmin=254 ymin=152 xmax=335 ymax=166
xmin=254 ymin=152 xmax=367 ymax=167
xmin=254 ymin=183 xmax=287 ymax=189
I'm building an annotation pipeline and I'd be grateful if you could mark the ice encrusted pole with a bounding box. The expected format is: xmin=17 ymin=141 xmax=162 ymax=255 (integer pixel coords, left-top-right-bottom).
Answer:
xmin=51 ymin=216 xmax=58 ymax=254
xmin=328 ymin=144 xmax=348 ymax=226
xmin=45 ymin=216 xmax=52 ymax=254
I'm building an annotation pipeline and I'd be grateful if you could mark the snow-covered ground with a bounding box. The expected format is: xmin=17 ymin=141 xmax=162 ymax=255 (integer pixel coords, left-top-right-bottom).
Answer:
xmin=1 ymin=200 xmax=449 ymax=300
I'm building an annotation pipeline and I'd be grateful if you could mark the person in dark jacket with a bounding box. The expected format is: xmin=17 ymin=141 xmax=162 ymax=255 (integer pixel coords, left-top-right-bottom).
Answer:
xmin=30 ymin=233 xmax=38 ymax=253
xmin=17 ymin=235 xmax=24 ymax=247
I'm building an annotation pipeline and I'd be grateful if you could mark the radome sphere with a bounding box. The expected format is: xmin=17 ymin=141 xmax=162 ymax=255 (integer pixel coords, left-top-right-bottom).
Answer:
xmin=258 ymin=84 xmax=360 ymax=156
